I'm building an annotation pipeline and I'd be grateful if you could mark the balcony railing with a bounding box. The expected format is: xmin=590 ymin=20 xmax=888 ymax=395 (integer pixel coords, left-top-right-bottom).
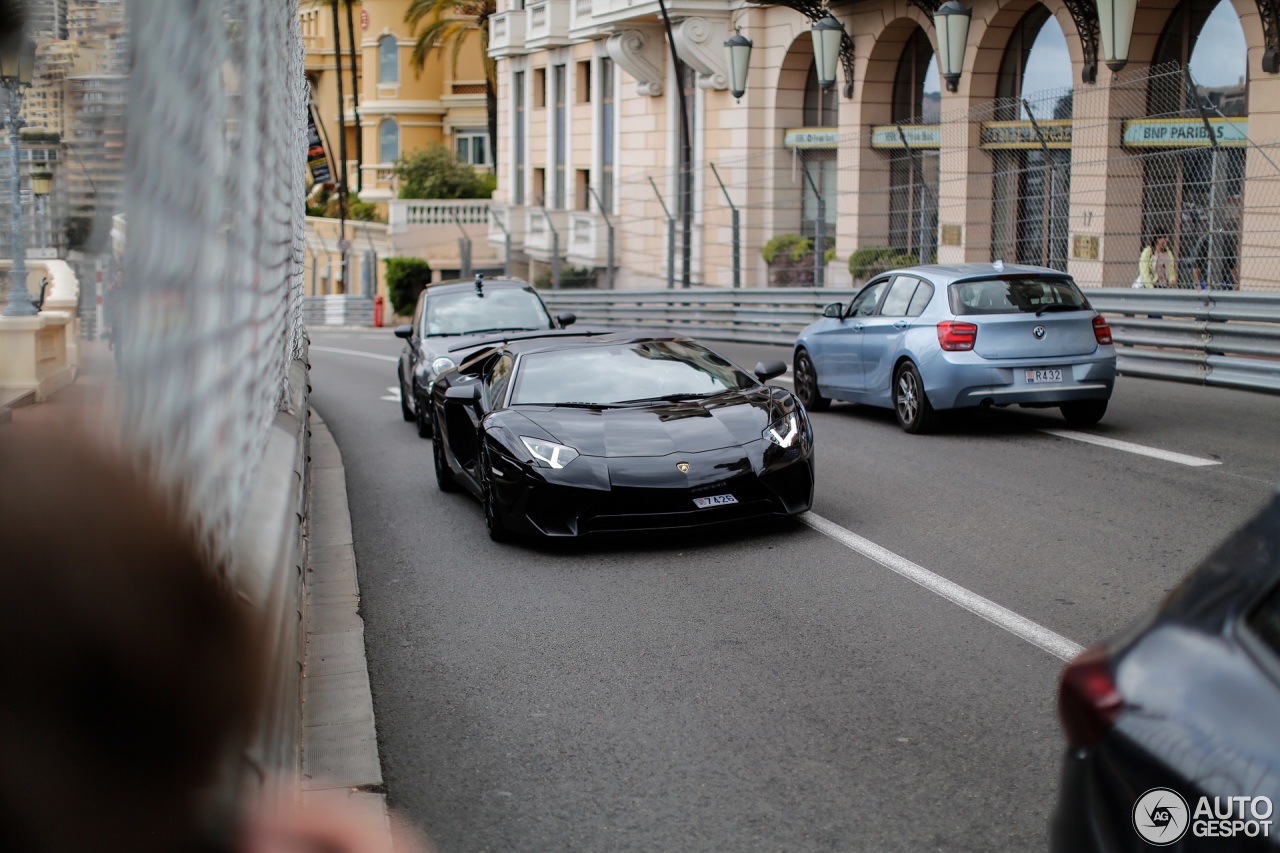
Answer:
xmin=525 ymin=0 xmax=570 ymax=49
xmin=523 ymin=207 xmax=569 ymax=257
xmin=566 ymin=210 xmax=609 ymax=268
xmin=488 ymin=202 xmax=527 ymax=250
xmin=388 ymin=200 xmax=491 ymax=235
xmin=489 ymin=10 xmax=526 ymax=57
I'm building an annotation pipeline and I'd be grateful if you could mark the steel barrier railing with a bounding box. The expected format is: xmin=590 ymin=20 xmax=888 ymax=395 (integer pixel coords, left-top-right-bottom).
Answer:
xmin=539 ymin=288 xmax=1280 ymax=394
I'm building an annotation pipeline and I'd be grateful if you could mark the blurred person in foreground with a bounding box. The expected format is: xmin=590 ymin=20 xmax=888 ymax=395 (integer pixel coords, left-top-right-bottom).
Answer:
xmin=0 ymin=423 xmax=429 ymax=853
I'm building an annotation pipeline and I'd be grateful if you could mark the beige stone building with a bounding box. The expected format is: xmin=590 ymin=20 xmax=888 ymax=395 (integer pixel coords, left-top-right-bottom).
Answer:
xmin=488 ymin=0 xmax=1280 ymax=291
xmin=300 ymin=0 xmax=491 ymax=203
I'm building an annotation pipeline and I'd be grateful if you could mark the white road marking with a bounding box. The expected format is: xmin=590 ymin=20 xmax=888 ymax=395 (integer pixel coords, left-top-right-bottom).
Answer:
xmin=799 ymin=512 xmax=1084 ymax=662
xmin=311 ymin=345 xmax=399 ymax=363
xmin=1039 ymin=429 xmax=1221 ymax=467
xmin=381 ymin=386 xmax=401 ymax=402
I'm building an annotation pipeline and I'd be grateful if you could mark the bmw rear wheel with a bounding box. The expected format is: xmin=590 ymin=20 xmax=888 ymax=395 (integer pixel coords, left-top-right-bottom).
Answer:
xmin=1060 ymin=399 xmax=1107 ymax=426
xmin=894 ymin=362 xmax=937 ymax=434
xmin=432 ymin=418 xmax=457 ymax=492
xmin=794 ymin=349 xmax=829 ymax=412
xmin=481 ymin=448 xmax=510 ymax=542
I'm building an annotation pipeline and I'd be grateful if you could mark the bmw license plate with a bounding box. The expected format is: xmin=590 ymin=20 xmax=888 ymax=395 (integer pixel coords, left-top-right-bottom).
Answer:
xmin=1025 ymin=368 xmax=1063 ymax=384
xmin=693 ymin=494 xmax=738 ymax=509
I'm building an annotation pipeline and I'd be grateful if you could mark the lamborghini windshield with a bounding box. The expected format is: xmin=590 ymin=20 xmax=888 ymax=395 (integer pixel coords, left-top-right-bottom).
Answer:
xmin=510 ymin=341 xmax=756 ymax=406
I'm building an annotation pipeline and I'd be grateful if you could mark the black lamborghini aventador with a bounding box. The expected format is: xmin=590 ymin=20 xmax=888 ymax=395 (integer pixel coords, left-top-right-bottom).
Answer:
xmin=429 ymin=334 xmax=815 ymax=540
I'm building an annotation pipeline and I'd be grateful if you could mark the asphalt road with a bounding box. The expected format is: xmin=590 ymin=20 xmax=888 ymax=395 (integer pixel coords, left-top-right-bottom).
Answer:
xmin=309 ymin=327 xmax=1280 ymax=852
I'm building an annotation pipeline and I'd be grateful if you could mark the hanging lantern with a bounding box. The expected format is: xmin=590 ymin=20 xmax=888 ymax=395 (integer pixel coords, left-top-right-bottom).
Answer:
xmin=1097 ymin=0 xmax=1138 ymax=72
xmin=934 ymin=1 xmax=972 ymax=93
xmin=30 ymin=168 xmax=53 ymax=197
xmin=810 ymin=14 xmax=845 ymax=91
xmin=0 ymin=35 xmax=36 ymax=86
xmin=723 ymin=31 xmax=753 ymax=100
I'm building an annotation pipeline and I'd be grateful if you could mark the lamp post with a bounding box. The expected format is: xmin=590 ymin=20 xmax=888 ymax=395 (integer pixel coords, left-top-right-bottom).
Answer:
xmin=1096 ymin=0 xmax=1138 ymax=72
xmin=810 ymin=14 xmax=845 ymax=91
xmin=1 ymin=35 xmax=36 ymax=316
xmin=934 ymin=1 xmax=972 ymax=94
xmin=30 ymin=166 xmax=51 ymax=253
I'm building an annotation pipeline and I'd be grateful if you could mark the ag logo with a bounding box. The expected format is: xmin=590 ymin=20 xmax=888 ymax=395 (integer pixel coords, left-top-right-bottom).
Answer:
xmin=1033 ymin=325 xmax=1047 ymax=339
xmin=1133 ymin=788 xmax=1190 ymax=845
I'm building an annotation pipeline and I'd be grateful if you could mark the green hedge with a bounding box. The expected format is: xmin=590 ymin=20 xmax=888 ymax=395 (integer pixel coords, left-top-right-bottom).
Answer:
xmin=385 ymin=257 xmax=432 ymax=316
xmin=848 ymin=246 xmax=920 ymax=281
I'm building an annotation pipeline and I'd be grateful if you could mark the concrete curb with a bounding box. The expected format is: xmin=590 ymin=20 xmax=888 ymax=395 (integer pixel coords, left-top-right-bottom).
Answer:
xmin=301 ymin=411 xmax=391 ymax=835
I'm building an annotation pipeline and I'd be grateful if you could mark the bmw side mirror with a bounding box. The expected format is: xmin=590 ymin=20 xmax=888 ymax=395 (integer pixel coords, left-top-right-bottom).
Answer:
xmin=393 ymin=324 xmax=413 ymax=339
xmin=754 ymin=360 xmax=788 ymax=382
xmin=557 ymin=312 xmax=577 ymax=328
xmin=444 ymin=384 xmax=481 ymax=403
xmin=822 ymin=303 xmax=843 ymax=319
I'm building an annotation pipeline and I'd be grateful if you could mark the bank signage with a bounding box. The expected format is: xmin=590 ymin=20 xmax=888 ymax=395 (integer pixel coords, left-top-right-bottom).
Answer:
xmin=1121 ymin=117 xmax=1248 ymax=147
xmin=783 ymin=128 xmax=840 ymax=149
xmin=870 ymin=125 xmax=941 ymax=149
xmin=979 ymin=120 xmax=1072 ymax=149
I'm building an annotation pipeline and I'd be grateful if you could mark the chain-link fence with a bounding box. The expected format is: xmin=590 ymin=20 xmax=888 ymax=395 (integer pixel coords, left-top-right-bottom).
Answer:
xmin=117 ymin=0 xmax=308 ymax=567
xmin=595 ymin=63 xmax=1277 ymax=292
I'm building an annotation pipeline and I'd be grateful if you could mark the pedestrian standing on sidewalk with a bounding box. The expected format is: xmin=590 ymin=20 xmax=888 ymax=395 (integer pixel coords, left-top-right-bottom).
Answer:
xmin=1138 ymin=234 xmax=1177 ymax=288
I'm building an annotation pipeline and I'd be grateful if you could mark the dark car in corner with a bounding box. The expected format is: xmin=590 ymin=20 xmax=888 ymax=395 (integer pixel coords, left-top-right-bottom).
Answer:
xmin=428 ymin=334 xmax=814 ymax=541
xmin=394 ymin=276 xmax=576 ymax=437
xmin=1051 ymin=488 xmax=1280 ymax=851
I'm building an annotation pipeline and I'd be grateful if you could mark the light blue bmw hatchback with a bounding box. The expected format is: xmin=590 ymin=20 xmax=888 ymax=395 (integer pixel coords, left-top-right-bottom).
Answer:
xmin=793 ymin=263 xmax=1118 ymax=433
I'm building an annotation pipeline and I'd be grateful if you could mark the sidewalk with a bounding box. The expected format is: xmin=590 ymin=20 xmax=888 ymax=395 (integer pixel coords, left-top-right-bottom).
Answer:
xmin=300 ymin=412 xmax=390 ymax=827
xmin=1 ymin=339 xmax=119 ymax=438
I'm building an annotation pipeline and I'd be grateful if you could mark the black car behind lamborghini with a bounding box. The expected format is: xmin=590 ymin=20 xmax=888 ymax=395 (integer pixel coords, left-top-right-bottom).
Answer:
xmin=429 ymin=334 xmax=815 ymax=540
xmin=394 ymin=276 xmax=576 ymax=438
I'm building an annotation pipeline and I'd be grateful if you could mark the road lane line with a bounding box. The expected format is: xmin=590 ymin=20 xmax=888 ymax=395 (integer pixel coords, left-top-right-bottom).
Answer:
xmin=799 ymin=512 xmax=1084 ymax=662
xmin=1039 ymin=429 xmax=1221 ymax=467
xmin=312 ymin=345 xmax=399 ymax=363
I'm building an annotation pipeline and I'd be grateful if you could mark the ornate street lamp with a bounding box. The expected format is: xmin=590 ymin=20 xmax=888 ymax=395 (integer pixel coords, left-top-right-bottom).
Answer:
xmin=1 ymin=35 xmax=38 ymax=316
xmin=810 ymin=13 xmax=845 ymax=91
xmin=934 ymin=1 xmax=972 ymax=93
xmin=29 ymin=167 xmax=52 ymax=198
xmin=724 ymin=30 xmax=753 ymax=100
xmin=1097 ymin=0 xmax=1138 ymax=72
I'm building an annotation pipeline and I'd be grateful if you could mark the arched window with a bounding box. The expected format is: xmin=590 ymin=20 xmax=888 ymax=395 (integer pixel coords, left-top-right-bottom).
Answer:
xmin=379 ymin=35 xmax=399 ymax=84
xmin=800 ymin=59 xmax=838 ymax=241
xmin=379 ymin=118 xmax=399 ymax=163
xmin=1143 ymin=0 xmax=1247 ymax=287
xmin=991 ymin=6 xmax=1073 ymax=269
xmin=888 ymin=29 xmax=940 ymax=260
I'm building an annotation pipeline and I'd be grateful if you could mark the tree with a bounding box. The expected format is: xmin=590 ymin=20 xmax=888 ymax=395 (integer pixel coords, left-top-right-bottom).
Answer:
xmin=404 ymin=0 xmax=497 ymax=164
xmin=394 ymin=144 xmax=495 ymax=200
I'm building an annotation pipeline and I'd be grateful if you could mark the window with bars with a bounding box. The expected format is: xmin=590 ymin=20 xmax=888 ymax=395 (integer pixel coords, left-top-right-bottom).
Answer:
xmin=513 ymin=70 xmax=525 ymax=205
xmin=599 ymin=57 xmax=614 ymax=213
xmin=553 ymin=64 xmax=566 ymax=209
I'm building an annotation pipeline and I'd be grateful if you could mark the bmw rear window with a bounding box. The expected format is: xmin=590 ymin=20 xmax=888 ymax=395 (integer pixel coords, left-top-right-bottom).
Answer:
xmin=949 ymin=277 xmax=1089 ymax=316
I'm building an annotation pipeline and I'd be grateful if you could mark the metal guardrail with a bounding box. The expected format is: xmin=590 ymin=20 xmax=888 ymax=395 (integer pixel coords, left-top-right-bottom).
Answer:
xmin=540 ymin=288 xmax=1280 ymax=394
xmin=302 ymin=295 xmax=375 ymax=326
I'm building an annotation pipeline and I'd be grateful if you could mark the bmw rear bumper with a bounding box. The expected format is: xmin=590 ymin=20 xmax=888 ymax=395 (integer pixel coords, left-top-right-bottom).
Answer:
xmin=923 ymin=350 xmax=1117 ymax=410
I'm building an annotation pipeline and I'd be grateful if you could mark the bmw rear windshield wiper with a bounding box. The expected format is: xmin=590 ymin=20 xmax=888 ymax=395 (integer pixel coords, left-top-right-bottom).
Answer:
xmin=1035 ymin=303 xmax=1084 ymax=316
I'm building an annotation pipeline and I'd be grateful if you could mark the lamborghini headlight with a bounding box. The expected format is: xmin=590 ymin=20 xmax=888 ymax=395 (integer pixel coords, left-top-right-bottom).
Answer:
xmin=431 ymin=356 xmax=456 ymax=376
xmin=763 ymin=413 xmax=801 ymax=448
xmin=520 ymin=436 xmax=580 ymax=469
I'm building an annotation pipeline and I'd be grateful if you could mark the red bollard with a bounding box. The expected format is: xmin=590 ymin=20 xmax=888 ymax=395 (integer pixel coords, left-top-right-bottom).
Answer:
xmin=373 ymin=294 xmax=385 ymax=328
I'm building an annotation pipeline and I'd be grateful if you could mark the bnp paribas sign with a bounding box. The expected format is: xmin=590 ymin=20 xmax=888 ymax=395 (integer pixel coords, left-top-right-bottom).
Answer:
xmin=1122 ymin=117 xmax=1248 ymax=147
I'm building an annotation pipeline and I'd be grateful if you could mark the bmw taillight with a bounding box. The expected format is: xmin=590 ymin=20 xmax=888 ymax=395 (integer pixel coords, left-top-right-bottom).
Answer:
xmin=1093 ymin=314 xmax=1113 ymax=346
xmin=1058 ymin=646 xmax=1123 ymax=751
xmin=937 ymin=321 xmax=978 ymax=351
